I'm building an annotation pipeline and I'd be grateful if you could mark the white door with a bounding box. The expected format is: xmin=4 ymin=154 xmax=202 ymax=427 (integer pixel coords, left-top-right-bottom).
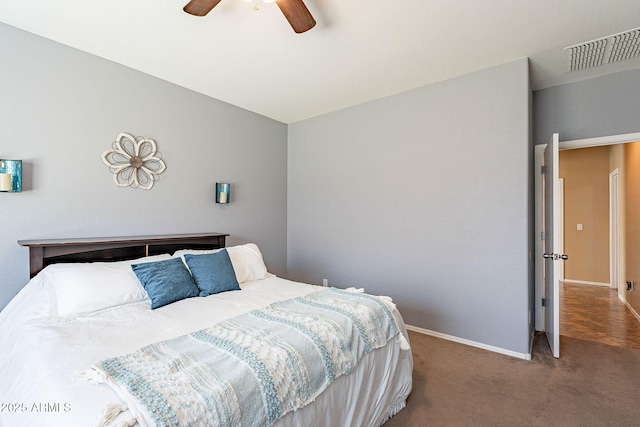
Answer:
xmin=609 ymin=169 xmax=619 ymax=290
xmin=543 ymin=133 xmax=565 ymax=358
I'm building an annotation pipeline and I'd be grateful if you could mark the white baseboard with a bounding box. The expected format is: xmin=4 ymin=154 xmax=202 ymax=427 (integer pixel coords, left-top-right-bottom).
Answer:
xmin=620 ymin=295 xmax=640 ymax=323
xmin=405 ymin=324 xmax=532 ymax=361
xmin=563 ymin=279 xmax=610 ymax=287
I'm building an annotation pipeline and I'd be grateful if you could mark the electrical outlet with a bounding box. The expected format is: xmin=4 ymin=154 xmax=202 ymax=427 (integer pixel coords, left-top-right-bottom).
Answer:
xmin=627 ymin=281 xmax=634 ymax=291
xmin=322 ymin=279 xmax=329 ymax=287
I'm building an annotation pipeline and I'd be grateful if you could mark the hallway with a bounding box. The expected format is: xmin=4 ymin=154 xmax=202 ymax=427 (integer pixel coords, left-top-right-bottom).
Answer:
xmin=560 ymin=282 xmax=640 ymax=349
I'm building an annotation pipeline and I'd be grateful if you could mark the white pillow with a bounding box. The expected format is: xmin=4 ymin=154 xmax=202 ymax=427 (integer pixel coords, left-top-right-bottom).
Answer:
xmin=227 ymin=243 xmax=269 ymax=283
xmin=43 ymin=254 xmax=172 ymax=318
xmin=174 ymin=243 xmax=268 ymax=284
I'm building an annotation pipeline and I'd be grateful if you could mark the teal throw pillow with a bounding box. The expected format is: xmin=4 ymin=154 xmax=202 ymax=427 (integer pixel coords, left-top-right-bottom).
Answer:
xmin=131 ymin=257 xmax=200 ymax=309
xmin=184 ymin=250 xmax=240 ymax=297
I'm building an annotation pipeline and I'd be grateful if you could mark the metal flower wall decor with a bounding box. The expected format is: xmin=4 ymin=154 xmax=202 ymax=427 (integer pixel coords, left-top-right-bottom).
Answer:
xmin=102 ymin=133 xmax=166 ymax=190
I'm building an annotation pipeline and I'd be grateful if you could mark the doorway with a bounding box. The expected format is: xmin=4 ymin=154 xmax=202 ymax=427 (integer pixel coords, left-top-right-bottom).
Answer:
xmin=559 ymin=146 xmax=612 ymax=288
xmin=535 ymin=131 xmax=640 ymax=351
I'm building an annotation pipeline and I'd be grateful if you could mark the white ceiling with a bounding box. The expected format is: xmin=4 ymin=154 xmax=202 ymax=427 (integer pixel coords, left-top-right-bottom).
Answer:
xmin=1 ymin=0 xmax=640 ymax=123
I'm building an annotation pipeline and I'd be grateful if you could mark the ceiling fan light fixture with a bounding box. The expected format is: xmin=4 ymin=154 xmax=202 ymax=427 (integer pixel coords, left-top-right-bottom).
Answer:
xmin=245 ymin=0 xmax=273 ymax=11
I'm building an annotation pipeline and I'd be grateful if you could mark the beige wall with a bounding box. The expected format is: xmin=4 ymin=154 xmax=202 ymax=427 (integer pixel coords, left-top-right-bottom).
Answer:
xmin=624 ymin=142 xmax=640 ymax=315
xmin=559 ymin=146 xmax=611 ymax=284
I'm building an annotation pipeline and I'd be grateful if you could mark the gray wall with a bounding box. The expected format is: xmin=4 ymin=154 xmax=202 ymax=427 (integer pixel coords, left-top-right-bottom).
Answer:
xmin=288 ymin=59 xmax=532 ymax=355
xmin=0 ymin=23 xmax=288 ymax=310
xmin=534 ymin=68 xmax=640 ymax=144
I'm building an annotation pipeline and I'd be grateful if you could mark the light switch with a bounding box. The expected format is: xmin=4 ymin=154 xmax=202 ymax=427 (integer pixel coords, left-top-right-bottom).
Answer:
xmin=577 ymin=224 xmax=583 ymax=231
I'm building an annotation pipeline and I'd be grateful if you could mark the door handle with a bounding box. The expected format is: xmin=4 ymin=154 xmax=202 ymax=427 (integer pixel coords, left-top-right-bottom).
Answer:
xmin=543 ymin=253 xmax=569 ymax=261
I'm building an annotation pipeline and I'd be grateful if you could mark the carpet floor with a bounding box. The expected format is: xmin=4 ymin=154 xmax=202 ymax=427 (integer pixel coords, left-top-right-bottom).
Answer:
xmin=384 ymin=330 xmax=640 ymax=426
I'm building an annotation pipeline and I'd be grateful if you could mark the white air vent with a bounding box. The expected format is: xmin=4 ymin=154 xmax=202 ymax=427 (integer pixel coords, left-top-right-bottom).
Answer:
xmin=565 ymin=27 xmax=640 ymax=71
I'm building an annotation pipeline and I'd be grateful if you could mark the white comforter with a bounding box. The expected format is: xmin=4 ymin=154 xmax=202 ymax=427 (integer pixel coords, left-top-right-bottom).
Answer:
xmin=0 ymin=274 xmax=412 ymax=427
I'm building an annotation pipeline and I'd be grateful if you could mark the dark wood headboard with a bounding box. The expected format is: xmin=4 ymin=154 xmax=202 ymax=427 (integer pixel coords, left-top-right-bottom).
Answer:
xmin=18 ymin=232 xmax=228 ymax=278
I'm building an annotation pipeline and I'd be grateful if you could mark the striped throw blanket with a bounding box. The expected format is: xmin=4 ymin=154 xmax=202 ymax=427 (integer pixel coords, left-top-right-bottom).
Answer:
xmin=80 ymin=288 xmax=409 ymax=427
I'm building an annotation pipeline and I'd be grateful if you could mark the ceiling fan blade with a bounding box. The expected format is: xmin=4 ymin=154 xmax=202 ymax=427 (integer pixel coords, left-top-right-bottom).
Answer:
xmin=275 ymin=0 xmax=316 ymax=33
xmin=183 ymin=0 xmax=223 ymax=16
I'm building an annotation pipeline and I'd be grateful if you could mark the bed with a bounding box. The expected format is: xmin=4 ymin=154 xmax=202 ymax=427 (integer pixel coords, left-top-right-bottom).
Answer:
xmin=0 ymin=233 xmax=412 ymax=427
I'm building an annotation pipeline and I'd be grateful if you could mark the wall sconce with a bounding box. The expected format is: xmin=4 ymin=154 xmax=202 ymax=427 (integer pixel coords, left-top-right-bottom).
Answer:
xmin=216 ymin=183 xmax=230 ymax=204
xmin=0 ymin=159 xmax=22 ymax=193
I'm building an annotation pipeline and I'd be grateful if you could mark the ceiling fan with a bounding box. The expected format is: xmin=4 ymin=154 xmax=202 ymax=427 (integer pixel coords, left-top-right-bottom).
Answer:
xmin=183 ymin=0 xmax=316 ymax=33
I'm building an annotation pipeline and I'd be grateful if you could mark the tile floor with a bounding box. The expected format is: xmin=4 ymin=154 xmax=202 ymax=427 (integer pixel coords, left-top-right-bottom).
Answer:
xmin=560 ymin=282 xmax=640 ymax=349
